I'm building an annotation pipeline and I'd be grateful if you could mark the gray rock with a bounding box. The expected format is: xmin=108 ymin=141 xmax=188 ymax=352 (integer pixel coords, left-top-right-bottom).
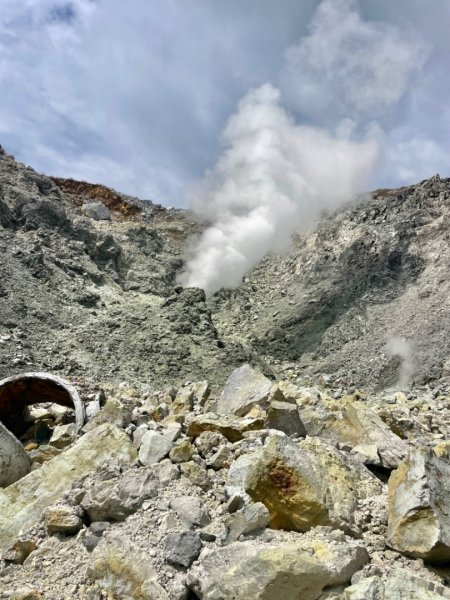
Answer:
xmin=152 ymin=458 xmax=180 ymax=486
xmin=88 ymin=535 xmax=168 ymax=598
xmin=216 ymin=364 xmax=273 ymax=416
xmin=195 ymin=431 xmax=229 ymax=458
xmin=49 ymin=423 xmax=77 ymax=449
xmin=206 ymin=445 xmax=232 ymax=469
xmin=340 ymin=574 xmax=450 ymax=599
xmin=188 ymin=535 xmax=369 ymax=600
xmin=138 ymin=430 xmax=173 ymax=466
xmin=89 ymin=521 xmax=111 ymax=537
xmin=132 ymin=424 xmax=149 ymax=449
xmin=82 ymin=202 xmax=111 ymax=221
xmin=0 ymin=423 xmax=136 ymax=551
xmin=225 ymin=502 xmax=270 ymax=543
xmin=170 ymin=496 xmax=211 ymax=529
xmin=3 ymin=538 xmax=37 ymax=564
xmin=81 ymin=466 xmax=158 ymax=522
xmin=0 ymin=422 xmax=31 ymax=487
xmin=164 ymin=531 xmax=202 ymax=568
xmin=82 ymin=534 xmax=100 ymax=553
xmin=266 ymin=401 xmax=306 ymax=436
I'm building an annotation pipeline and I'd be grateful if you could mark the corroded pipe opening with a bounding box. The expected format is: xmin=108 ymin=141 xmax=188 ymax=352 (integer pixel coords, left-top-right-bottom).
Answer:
xmin=0 ymin=372 xmax=85 ymax=438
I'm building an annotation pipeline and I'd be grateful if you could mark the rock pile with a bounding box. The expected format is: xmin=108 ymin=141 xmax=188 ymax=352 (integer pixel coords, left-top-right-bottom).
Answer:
xmin=1 ymin=365 xmax=450 ymax=599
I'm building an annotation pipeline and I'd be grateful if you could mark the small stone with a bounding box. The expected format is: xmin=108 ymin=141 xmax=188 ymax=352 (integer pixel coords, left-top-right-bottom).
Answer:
xmin=169 ymin=440 xmax=194 ymax=463
xmin=132 ymin=424 xmax=149 ymax=449
xmin=89 ymin=522 xmax=111 ymax=537
xmin=187 ymin=413 xmax=264 ymax=442
xmin=82 ymin=202 xmax=111 ymax=221
xmin=28 ymin=444 xmax=62 ymax=464
xmin=49 ymin=423 xmax=77 ymax=449
xmin=171 ymin=496 xmax=211 ymax=529
xmin=44 ymin=503 xmax=83 ymax=534
xmin=195 ymin=431 xmax=229 ymax=458
xmin=82 ymin=535 xmax=100 ymax=552
xmin=225 ymin=502 xmax=270 ymax=543
xmin=159 ymin=512 xmax=179 ymax=532
xmin=164 ymin=531 xmax=202 ymax=568
xmin=3 ymin=539 xmax=37 ymax=565
xmin=226 ymin=494 xmax=245 ymax=514
xmin=206 ymin=445 xmax=232 ymax=469
xmin=180 ymin=461 xmax=212 ymax=491
xmin=266 ymin=401 xmax=306 ymax=436
xmin=138 ymin=430 xmax=173 ymax=466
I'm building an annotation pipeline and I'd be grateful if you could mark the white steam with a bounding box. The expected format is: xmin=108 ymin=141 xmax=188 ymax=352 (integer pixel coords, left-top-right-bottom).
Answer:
xmin=178 ymin=84 xmax=379 ymax=295
xmin=386 ymin=337 xmax=415 ymax=387
xmin=178 ymin=0 xmax=427 ymax=296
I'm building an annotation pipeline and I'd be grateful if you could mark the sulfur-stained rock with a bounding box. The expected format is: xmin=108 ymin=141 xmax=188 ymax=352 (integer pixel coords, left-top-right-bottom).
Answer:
xmin=232 ymin=433 xmax=382 ymax=534
xmin=0 ymin=423 xmax=137 ymax=551
xmin=180 ymin=461 xmax=212 ymax=491
xmin=216 ymin=364 xmax=273 ymax=416
xmin=8 ymin=589 xmax=43 ymax=600
xmin=48 ymin=423 xmax=77 ymax=449
xmin=44 ymin=503 xmax=83 ymax=534
xmin=186 ymin=412 xmax=265 ymax=442
xmin=28 ymin=444 xmax=62 ymax=465
xmin=83 ymin=397 xmax=132 ymax=432
xmin=387 ymin=442 xmax=450 ymax=563
xmin=188 ymin=533 xmax=369 ymax=600
xmin=340 ymin=574 xmax=450 ymax=599
xmin=87 ymin=535 xmax=169 ymax=599
xmin=169 ymin=439 xmax=193 ymax=463
xmin=3 ymin=538 xmax=37 ymax=564
xmin=300 ymin=393 xmax=407 ymax=468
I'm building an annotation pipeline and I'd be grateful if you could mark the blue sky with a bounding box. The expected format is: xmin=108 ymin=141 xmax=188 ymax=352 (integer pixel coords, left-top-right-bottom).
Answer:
xmin=0 ymin=0 xmax=449 ymax=206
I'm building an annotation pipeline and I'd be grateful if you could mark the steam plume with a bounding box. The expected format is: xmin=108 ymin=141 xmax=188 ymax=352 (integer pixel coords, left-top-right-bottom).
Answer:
xmin=386 ymin=337 xmax=415 ymax=387
xmin=178 ymin=84 xmax=380 ymax=295
xmin=178 ymin=0 xmax=427 ymax=296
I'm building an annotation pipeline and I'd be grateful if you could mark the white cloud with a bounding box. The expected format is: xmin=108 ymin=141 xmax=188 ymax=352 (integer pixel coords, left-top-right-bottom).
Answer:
xmin=281 ymin=0 xmax=428 ymax=119
xmin=0 ymin=0 xmax=447 ymax=209
xmin=178 ymin=83 xmax=380 ymax=295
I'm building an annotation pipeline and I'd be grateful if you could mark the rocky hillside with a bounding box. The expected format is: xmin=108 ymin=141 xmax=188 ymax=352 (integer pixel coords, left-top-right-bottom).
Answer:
xmin=2 ymin=143 xmax=450 ymax=393
xmin=2 ymin=145 xmax=450 ymax=599
xmin=0 ymin=145 xmax=253 ymax=389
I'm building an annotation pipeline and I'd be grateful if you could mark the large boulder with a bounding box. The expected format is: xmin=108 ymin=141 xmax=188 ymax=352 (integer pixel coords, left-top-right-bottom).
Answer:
xmin=0 ymin=423 xmax=136 ymax=550
xmin=81 ymin=466 xmax=159 ymax=522
xmin=299 ymin=393 xmax=407 ymax=469
xmin=340 ymin=574 xmax=450 ymax=599
xmin=87 ymin=535 xmax=168 ymax=599
xmin=387 ymin=442 xmax=450 ymax=564
xmin=0 ymin=422 xmax=31 ymax=487
xmin=230 ymin=433 xmax=382 ymax=535
xmin=188 ymin=533 xmax=369 ymax=600
xmin=216 ymin=364 xmax=273 ymax=416
xmin=186 ymin=412 xmax=265 ymax=442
